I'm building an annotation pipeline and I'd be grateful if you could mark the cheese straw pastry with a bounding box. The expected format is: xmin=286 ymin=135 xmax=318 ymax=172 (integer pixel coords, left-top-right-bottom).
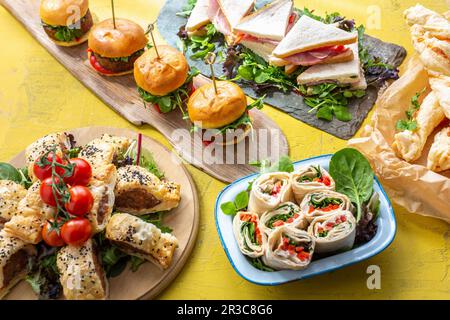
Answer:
xmin=291 ymin=165 xmax=335 ymax=203
xmin=25 ymin=132 xmax=71 ymax=182
xmin=0 ymin=230 xmax=36 ymax=299
xmin=114 ymin=165 xmax=181 ymax=215
xmin=0 ymin=180 xmax=27 ymax=225
xmin=248 ymin=172 xmax=293 ymax=215
xmin=300 ymin=190 xmax=352 ymax=222
xmin=57 ymin=239 xmax=108 ymax=300
xmin=106 ymin=213 xmax=178 ymax=269
xmin=392 ymin=92 xmax=445 ymax=162
xmin=259 ymin=202 xmax=308 ymax=236
xmin=232 ymin=211 xmax=264 ymax=258
xmin=3 ymin=181 xmax=55 ymax=244
xmin=307 ymin=210 xmax=356 ymax=254
xmin=427 ymin=126 xmax=450 ymax=172
xmin=262 ymin=225 xmax=315 ymax=270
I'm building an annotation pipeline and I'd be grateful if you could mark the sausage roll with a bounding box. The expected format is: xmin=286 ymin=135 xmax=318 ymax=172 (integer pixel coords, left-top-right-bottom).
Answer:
xmin=105 ymin=213 xmax=178 ymax=269
xmin=427 ymin=126 xmax=450 ymax=172
xmin=262 ymin=226 xmax=315 ymax=271
xmin=300 ymin=190 xmax=352 ymax=222
xmin=0 ymin=180 xmax=27 ymax=224
xmin=307 ymin=211 xmax=356 ymax=254
xmin=392 ymin=92 xmax=445 ymax=162
xmin=3 ymin=181 xmax=55 ymax=244
xmin=291 ymin=165 xmax=335 ymax=203
xmin=114 ymin=166 xmax=181 ymax=215
xmin=259 ymin=202 xmax=308 ymax=236
xmin=248 ymin=172 xmax=293 ymax=215
xmin=232 ymin=211 xmax=264 ymax=258
xmin=0 ymin=230 xmax=36 ymax=299
xmin=25 ymin=132 xmax=71 ymax=182
xmin=57 ymin=239 xmax=108 ymax=300
xmin=87 ymin=177 xmax=116 ymax=233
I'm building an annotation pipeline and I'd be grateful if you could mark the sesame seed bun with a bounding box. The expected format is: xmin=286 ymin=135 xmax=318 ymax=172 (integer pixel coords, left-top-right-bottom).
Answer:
xmin=134 ymin=45 xmax=189 ymax=96
xmin=187 ymin=81 xmax=247 ymax=129
xmin=88 ymin=18 xmax=148 ymax=58
xmin=40 ymin=0 xmax=89 ymax=26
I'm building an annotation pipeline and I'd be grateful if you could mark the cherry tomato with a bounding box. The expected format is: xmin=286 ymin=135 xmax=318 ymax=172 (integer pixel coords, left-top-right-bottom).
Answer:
xmin=42 ymin=219 xmax=65 ymax=247
xmin=33 ymin=153 xmax=64 ymax=181
xmin=65 ymin=186 xmax=94 ymax=216
xmin=40 ymin=177 xmax=61 ymax=207
xmin=64 ymin=158 xmax=92 ymax=186
xmin=60 ymin=217 xmax=92 ymax=246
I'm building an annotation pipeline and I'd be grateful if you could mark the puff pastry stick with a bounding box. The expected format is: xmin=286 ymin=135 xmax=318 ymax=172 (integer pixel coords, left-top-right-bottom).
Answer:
xmin=0 ymin=230 xmax=36 ymax=299
xmin=106 ymin=213 xmax=178 ymax=269
xmin=392 ymin=92 xmax=445 ymax=162
xmin=429 ymin=75 xmax=450 ymax=119
xmin=114 ymin=165 xmax=181 ymax=215
xmin=3 ymin=181 xmax=55 ymax=244
xmin=25 ymin=132 xmax=71 ymax=182
xmin=427 ymin=126 xmax=450 ymax=172
xmin=404 ymin=4 xmax=450 ymax=40
xmin=57 ymin=239 xmax=108 ymax=300
xmin=0 ymin=180 xmax=27 ymax=222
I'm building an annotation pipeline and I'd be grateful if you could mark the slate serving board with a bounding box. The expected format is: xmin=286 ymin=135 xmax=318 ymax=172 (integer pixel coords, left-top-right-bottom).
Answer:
xmin=157 ymin=0 xmax=407 ymax=140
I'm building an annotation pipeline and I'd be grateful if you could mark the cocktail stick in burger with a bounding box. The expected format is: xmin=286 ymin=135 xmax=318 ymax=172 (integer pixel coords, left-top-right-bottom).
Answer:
xmin=87 ymin=18 xmax=148 ymax=76
xmin=40 ymin=0 xmax=94 ymax=46
xmin=134 ymin=25 xmax=199 ymax=115
xmin=187 ymin=55 xmax=264 ymax=145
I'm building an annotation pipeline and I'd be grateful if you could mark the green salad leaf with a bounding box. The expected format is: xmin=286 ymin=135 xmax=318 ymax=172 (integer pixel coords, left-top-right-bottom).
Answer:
xmin=249 ymin=257 xmax=274 ymax=272
xmin=0 ymin=162 xmax=32 ymax=189
xmin=176 ymin=0 xmax=197 ymax=18
xmin=329 ymin=148 xmax=374 ymax=222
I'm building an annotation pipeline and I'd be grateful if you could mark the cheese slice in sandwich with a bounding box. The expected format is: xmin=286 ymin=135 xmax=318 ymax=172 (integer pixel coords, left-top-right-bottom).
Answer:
xmin=271 ymin=15 xmax=357 ymax=67
xmin=234 ymin=0 xmax=296 ymax=62
xmin=208 ymin=0 xmax=255 ymax=42
xmin=186 ymin=0 xmax=211 ymax=37
xmin=297 ymin=42 xmax=367 ymax=89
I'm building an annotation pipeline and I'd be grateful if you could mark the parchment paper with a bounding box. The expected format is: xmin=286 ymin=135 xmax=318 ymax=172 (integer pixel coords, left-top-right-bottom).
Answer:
xmin=348 ymin=57 xmax=450 ymax=222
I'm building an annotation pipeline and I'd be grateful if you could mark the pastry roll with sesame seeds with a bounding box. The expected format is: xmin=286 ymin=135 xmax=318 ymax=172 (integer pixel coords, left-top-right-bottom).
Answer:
xmin=87 ymin=176 xmax=116 ymax=233
xmin=0 ymin=229 xmax=36 ymax=299
xmin=106 ymin=213 xmax=178 ymax=269
xmin=114 ymin=165 xmax=181 ymax=215
xmin=57 ymin=239 xmax=108 ymax=300
xmin=3 ymin=181 xmax=55 ymax=244
xmin=25 ymin=132 xmax=71 ymax=182
xmin=0 ymin=180 xmax=27 ymax=226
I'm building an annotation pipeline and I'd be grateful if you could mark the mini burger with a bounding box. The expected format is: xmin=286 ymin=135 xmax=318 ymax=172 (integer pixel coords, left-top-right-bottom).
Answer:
xmin=134 ymin=45 xmax=199 ymax=114
xmin=187 ymin=81 xmax=264 ymax=145
xmin=88 ymin=18 xmax=148 ymax=76
xmin=40 ymin=0 xmax=94 ymax=46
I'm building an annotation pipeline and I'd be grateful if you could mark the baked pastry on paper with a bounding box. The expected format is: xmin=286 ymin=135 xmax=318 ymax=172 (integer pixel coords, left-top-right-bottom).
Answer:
xmin=232 ymin=211 xmax=264 ymax=258
xmin=114 ymin=165 xmax=180 ymax=215
xmin=105 ymin=213 xmax=178 ymax=269
xmin=427 ymin=126 xmax=450 ymax=172
xmin=0 ymin=180 xmax=27 ymax=225
xmin=3 ymin=181 xmax=55 ymax=244
xmin=392 ymin=92 xmax=445 ymax=162
xmin=290 ymin=165 xmax=335 ymax=203
xmin=0 ymin=230 xmax=36 ymax=299
xmin=248 ymin=172 xmax=293 ymax=215
xmin=57 ymin=239 xmax=108 ymax=300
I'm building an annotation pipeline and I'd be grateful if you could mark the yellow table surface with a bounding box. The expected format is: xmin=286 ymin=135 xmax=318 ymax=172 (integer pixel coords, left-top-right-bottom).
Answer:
xmin=0 ymin=0 xmax=449 ymax=300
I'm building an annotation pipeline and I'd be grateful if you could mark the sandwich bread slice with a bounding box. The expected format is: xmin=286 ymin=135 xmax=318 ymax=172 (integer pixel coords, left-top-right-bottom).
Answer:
xmin=186 ymin=0 xmax=211 ymax=36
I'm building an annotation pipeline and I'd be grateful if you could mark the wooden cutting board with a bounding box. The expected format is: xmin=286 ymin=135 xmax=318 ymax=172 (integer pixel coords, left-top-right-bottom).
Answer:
xmin=4 ymin=126 xmax=200 ymax=300
xmin=0 ymin=0 xmax=289 ymax=183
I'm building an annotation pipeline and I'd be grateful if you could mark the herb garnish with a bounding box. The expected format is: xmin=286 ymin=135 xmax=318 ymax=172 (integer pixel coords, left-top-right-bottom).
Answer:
xmin=396 ymin=89 xmax=425 ymax=132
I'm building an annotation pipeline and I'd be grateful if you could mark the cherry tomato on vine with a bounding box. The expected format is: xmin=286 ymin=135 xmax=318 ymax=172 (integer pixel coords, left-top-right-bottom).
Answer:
xmin=42 ymin=219 xmax=65 ymax=247
xmin=64 ymin=158 xmax=92 ymax=186
xmin=39 ymin=177 xmax=62 ymax=207
xmin=33 ymin=153 xmax=65 ymax=181
xmin=65 ymin=186 xmax=94 ymax=216
xmin=60 ymin=218 xmax=92 ymax=246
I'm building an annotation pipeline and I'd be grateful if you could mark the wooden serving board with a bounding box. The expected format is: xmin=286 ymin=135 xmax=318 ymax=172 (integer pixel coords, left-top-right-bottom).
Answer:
xmin=0 ymin=0 xmax=289 ymax=183
xmin=4 ymin=127 xmax=200 ymax=300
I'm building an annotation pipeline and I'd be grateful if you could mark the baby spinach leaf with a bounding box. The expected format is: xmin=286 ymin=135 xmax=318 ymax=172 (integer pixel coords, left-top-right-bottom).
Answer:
xmin=329 ymin=148 xmax=374 ymax=222
xmin=0 ymin=162 xmax=22 ymax=182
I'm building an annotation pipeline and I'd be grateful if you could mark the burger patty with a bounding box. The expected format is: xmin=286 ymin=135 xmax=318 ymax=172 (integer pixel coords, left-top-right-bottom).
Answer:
xmin=42 ymin=9 xmax=93 ymax=42
xmin=2 ymin=249 xmax=28 ymax=288
xmin=115 ymin=189 xmax=161 ymax=211
xmin=92 ymin=49 xmax=145 ymax=73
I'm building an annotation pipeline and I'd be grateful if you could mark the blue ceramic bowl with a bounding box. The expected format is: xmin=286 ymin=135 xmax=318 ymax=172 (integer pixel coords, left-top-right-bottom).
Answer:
xmin=214 ymin=155 xmax=396 ymax=285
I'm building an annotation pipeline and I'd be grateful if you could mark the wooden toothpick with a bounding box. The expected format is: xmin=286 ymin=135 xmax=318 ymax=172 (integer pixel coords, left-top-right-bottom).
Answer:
xmin=205 ymin=52 xmax=218 ymax=94
xmin=148 ymin=23 xmax=160 ymax=58
xmin=111 ymin=0 xmax=116 ymax=29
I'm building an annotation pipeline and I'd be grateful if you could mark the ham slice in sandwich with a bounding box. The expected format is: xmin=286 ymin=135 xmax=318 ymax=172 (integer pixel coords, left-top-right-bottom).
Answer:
xmin=270 ymin=15 xmax=357 ymax=67
xmin=185 ymin=0 xmax=211 ymax=37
